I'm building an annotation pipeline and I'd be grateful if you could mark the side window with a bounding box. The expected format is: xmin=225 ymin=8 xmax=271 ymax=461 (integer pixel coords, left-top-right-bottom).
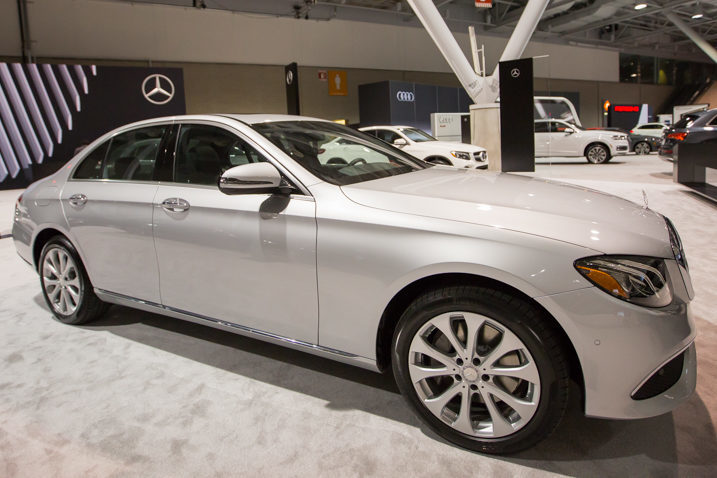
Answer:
xmin=375 ymin=129 xmax=401 ymax=144
xmin=103 ymin=125 xmax=167 ymax=181
xmin=73 ymin=141 xmax=109 ymax=179
xmin=534 ymin=122 xmax=549 ymax=133
xmin=174 ymin=124 xmax=266 ymax=186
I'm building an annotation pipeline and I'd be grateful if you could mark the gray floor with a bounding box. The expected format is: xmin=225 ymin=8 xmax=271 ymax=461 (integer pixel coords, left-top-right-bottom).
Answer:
xmin=1 ymin=154 xmax=716 ymax=477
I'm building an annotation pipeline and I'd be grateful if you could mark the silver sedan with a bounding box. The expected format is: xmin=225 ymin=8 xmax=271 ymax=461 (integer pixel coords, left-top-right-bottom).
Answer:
xmin=12 ymin=114 xmax=696 ymax=454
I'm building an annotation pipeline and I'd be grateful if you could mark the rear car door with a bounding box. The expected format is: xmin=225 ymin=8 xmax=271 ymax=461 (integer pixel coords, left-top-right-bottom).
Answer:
xmin=61 ymin=123 xmax=170 ymax=303
xmin=152 ymin=121 xmax=319 ymax=343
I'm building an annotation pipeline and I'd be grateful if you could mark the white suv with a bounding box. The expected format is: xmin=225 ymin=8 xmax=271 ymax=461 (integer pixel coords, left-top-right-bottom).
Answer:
xmin=535 ymin=119 xmax=630 ymax=164
xmin=360 ymin=125 xmax=488 ymax=169
xmin=631 ymin=122 xmax=668 ymax=137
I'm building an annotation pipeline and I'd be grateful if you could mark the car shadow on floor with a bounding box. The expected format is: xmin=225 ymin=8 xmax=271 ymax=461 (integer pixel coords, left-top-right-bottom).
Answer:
xmin=40 ymin=297 xmax=717 ymax=475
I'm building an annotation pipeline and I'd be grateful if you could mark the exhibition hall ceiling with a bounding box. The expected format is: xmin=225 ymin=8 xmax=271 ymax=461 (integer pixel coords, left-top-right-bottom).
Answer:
xmin=119 ymin=0 xmax=717 ymax=61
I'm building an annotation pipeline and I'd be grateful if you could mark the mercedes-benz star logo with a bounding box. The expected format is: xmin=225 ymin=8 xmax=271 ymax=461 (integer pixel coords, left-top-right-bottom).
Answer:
xmin=396 ymin=91 xmax=415 ymax=102
xmin=142 ymin=74 xmax=175 ymax=105
xmin=511 ymin=68 xmax=521 ymax=78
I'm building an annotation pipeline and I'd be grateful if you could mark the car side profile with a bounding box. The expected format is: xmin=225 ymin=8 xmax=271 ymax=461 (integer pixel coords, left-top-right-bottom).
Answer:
xmin=631 ymin=123 xmax=668 ymax=138
xmin=659 ymin=108 xmax=717 ymax=161
xmin=535 ymin=119 xmax=630 ymax=163
xmin=359 ymin=125 xmax=487 ymax=169
xmin=13 ymin=115 xmax=696 ymax=454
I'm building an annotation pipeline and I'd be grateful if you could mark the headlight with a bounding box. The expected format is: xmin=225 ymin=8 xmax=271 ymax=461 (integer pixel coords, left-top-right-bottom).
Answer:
xmin=575 ymin=256 xmax=672 ymax=307
xmin=451 ymin=151 xmax=471 ymax=160
xmin=665 ymin=217 xmax=688 ymax=269
xmin=612 ymin=134 xmax=627 ymax=140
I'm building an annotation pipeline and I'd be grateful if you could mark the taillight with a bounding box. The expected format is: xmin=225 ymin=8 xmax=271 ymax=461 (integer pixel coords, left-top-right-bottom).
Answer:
xmin=17 ymin=193 xmax=23 ymax=205
xmin=630 ymin=130 xmax=634 ymax=134
xmin=667 ymin=132 xmax=688 ymax=142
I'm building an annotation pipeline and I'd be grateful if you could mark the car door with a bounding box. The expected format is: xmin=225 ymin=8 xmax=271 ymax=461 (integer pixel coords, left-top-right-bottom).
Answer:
xmin=548 ymin=121 xmax=577 ymax=156
xmin=534 ymin=121 xmax=550 ymax=156
xmin=61 ymin=123 xmax=169 ymax=303
xmin=152 ymin=121 xmax=319 ymax=343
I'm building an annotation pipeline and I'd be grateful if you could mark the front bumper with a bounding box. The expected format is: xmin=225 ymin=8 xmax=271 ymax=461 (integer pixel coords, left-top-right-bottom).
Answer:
xmin=611 ymin=140 xmax=630 ymax=155
xmin=535 ymin=270 xmax=696 ymax=419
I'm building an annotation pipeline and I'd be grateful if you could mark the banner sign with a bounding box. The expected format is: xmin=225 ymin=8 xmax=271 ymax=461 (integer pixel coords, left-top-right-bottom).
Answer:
xmin=0 ymin=63 xmax=185 ymax=190
xmin=475 ymin=0 xmax=492 ymax=8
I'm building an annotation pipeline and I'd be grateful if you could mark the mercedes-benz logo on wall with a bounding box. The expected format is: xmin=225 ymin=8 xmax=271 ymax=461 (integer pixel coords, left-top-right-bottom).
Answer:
xmin=510 ymin=68 xmax=521 ymax=78
xmin=286 ymin=70 xmax=294 ymax=85
xmin=142 ymin=74 xmax=175 ymax=105
xmin=396 ymin=91 xmax=415 ymax=102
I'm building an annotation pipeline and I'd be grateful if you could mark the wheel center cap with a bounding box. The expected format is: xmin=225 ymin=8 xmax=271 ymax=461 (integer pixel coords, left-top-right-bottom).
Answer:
xmin=462 ymin=367 xmax=479 ymax=382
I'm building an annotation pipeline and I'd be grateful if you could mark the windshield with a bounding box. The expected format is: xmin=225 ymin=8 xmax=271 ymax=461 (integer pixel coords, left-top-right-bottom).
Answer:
xmin=399 ymin=128 xmax=436 ymax=142
xmin=252 ymin=121 xmax=427 ymax=186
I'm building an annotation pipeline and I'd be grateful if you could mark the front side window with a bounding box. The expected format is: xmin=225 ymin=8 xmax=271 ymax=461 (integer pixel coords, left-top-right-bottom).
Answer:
xmin=375 ymin=129 xmax=402 ymax=144
xmin=103 ymin=125 xmax=167 ymax=181
xmin=399 ymin=128 xmax=436 ymax=142
xmin=174 ymin=124 xmax=266 ymax=186
xmin=252 ymin=121 xmax=425 ymax=186
xmin=534 ymin=122 xmax=549 ymax=133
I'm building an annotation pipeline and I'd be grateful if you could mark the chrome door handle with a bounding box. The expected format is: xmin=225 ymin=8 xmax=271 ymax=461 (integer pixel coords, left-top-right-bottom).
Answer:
xmin=161 ymin=197 xmax=190 ymax=212
xmin=68 ymin=194 xmax=87 ymax=206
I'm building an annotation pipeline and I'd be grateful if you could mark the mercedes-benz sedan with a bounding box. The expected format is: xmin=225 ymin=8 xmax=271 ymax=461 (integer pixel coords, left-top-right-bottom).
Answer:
xmin=13 ymin=114 xmax=696 ymax=454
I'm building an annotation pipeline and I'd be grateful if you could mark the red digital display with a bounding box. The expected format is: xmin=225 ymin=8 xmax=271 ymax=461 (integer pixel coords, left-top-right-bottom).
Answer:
xmin=614 ymin=105 xmax=640 ymax=113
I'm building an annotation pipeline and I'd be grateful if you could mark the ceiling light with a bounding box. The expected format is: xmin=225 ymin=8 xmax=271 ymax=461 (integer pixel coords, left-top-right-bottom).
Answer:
xmin=634 ymin=2 xmax=648 ymax=10
xmin=692 ymin=12 xmax=704 ymax=19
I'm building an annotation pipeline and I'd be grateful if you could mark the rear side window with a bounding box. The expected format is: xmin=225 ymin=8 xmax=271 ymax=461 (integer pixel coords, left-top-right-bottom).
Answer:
xmin=73 ymin=141 xmax=109 ymax=179
xmin=375 ymin=129 xmax=401 ymax=144
xmin=72 ymin=125 xmax=167 ymax=181
xmin=103 ymin=125 xmax=167 ymax=181
xmin=174 ymin=124 xmax=266 ymax=186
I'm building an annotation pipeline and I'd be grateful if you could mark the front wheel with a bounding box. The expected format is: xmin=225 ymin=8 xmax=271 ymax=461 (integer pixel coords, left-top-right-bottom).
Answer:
xmin=585 ymin=144 xmax=610 ymax=164
xmin=39 ymin=236 xmax=108 ymax=325
xmin=634 ymin=142 xmax=651 ymax=155
xmin=392 ymin=286 xmax=569 ymax=454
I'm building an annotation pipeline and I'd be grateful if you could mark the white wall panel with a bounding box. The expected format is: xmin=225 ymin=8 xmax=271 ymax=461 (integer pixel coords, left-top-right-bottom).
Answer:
xmin=4 ymin=0 xmax=618 ymax=82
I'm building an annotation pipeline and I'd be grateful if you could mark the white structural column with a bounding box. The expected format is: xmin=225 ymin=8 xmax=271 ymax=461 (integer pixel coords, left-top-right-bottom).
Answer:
xmin=665 ymin=12 xmax=717 ymax=64
xmin=407 ymin=0 xmax=486 ymax=103
xmin=407 ymin=0 xmax=550 ymax=103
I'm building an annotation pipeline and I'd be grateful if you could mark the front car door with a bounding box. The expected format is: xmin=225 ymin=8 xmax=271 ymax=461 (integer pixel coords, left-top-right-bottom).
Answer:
xmin=61 ymin=123 xmax=170 ymax=302
xmin=152 ymin=121 xmax=318 ymax=343
xmin=534 ymin=121 xmax=550 ymax=156
xmin=548 ymin=121 xmax=578 ymax=156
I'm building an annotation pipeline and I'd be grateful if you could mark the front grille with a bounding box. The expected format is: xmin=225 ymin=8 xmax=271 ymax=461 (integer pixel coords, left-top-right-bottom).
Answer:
xmin=632 ymin=351 xmax=685 ymax=400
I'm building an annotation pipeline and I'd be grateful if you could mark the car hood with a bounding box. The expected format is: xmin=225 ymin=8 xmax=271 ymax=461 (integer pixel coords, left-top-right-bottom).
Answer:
xmin=340 ymin=168 xmax=672 ymax=257
xmin=415 ymin=141 xmax=486 ymax=152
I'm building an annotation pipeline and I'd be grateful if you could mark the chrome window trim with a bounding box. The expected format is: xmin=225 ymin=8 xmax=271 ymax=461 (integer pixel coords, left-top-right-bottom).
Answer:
xmin=172 ymin=119 xmax=312 ymax=197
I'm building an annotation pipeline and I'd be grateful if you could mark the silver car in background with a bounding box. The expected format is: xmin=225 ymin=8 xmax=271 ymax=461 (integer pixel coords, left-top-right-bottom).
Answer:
xmin=13 ymin=114 xmax=696 ymax=454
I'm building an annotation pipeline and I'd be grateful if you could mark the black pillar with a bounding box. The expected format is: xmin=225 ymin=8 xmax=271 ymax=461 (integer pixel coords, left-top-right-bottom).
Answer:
xmin=499 ymin=58 xmax=535 ymax=172
xmin=285 ymin=62 xmax=300 ymax=115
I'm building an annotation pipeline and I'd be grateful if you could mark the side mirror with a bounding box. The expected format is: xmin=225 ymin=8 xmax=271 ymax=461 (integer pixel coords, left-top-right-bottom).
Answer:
xmin=393 ymin=138 xmax=407 ymax=146
xmin=219 ymin=162 xmax=283 ymax=195
xmin=564 ymin=128 xmax=575 ymax=135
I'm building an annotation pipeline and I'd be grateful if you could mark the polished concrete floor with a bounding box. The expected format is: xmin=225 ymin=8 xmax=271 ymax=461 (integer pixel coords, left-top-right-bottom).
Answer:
xmin=1 ymin=154 xmax=716 ymax=477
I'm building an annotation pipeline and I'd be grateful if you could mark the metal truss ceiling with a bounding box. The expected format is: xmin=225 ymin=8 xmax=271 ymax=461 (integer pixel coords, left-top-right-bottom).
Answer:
xmin=117 ymin=0 xmax=717 ymax=62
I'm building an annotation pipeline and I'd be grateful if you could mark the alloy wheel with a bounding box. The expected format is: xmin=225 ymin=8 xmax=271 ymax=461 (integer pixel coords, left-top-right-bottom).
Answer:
xmin=42 ymin=247 xmax=82 ymax=315
xmin=407 ymin=312 xmax=541 ymax=438
xmin=587 ymin=145 xmax=608 ymax=163
xmin=635 ymin=143 xmax=650 ymax=155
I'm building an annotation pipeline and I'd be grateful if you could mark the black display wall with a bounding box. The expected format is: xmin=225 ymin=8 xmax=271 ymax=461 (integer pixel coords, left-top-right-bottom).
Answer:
xmin=499 ymin=58 xmax=535 ymax=172
xmin=0 ymin=63 xmax=185 ymax=190
xmin=358 ymin=80 xmax=472 ymax=133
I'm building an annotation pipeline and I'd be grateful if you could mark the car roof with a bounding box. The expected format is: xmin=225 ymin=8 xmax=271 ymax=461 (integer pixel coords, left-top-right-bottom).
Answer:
xmin=360 ymin=125 xmax=412 ymax=130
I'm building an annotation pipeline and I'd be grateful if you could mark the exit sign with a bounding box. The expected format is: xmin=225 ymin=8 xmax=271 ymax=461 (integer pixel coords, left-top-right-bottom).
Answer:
xmin=475 ymin=0 xmax=492 ymax=7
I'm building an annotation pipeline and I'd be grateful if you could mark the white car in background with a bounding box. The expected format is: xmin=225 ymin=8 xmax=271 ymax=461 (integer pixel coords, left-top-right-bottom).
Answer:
xmin=535 ymin=119 xmax=630 ymax=164
xmin=360 ymin=125 xmax=488 ymax=169
xmin=631 ymin=122 xmax=668 ymax=137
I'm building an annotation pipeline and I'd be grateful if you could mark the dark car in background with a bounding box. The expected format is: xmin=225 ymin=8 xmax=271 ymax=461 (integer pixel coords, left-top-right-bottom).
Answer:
xmin=630 ymin=134 xmax=662 ymax=155
xmin=659 ymin=108 xmax=717 ymax=161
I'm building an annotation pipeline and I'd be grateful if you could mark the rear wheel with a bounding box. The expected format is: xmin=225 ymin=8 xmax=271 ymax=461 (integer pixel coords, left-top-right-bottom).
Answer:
xmin=392 ymin=286 xmax=569 ymax=454
xmin=634 ymin=142 xmax=651 ymax=155
xmin=585 ymin=144 xmax=610 ymax=164
xmin=39 ymin=236 xmax=108 ymax=325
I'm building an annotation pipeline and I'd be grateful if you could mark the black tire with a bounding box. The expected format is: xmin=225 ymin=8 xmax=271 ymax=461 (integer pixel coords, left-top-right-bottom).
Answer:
xmin=585 ymin=143 xmax=610 ymax=164
xmin=426 ymin=156 xmax=452 ymax=166
xmin=39 ymin=236 xmax=108 ymax=325
xmin=391 ymin=285 xmax=569 ymax=455
xmin=634 ymin=142 xmax=651 ymax=155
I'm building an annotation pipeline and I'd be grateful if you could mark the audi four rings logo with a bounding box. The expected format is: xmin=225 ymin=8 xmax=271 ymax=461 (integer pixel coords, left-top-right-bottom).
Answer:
xmin=142 ymin=74 xmax=175 ymax=105
xmin=511 ymin=68 xmax=521 ymax=78
xmin=396 ymin=91 xmax=415 ymax=102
